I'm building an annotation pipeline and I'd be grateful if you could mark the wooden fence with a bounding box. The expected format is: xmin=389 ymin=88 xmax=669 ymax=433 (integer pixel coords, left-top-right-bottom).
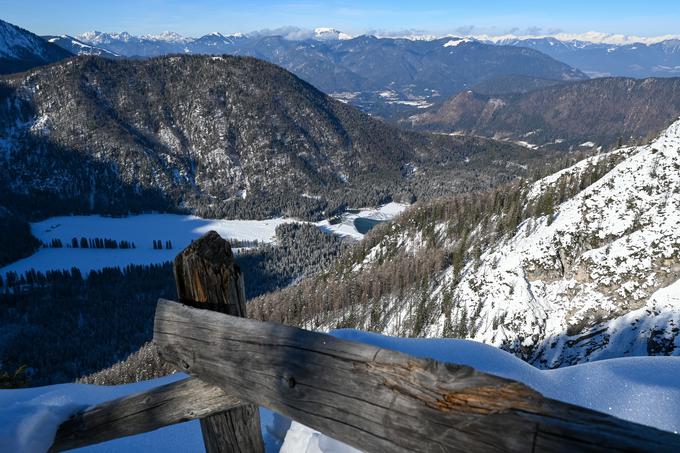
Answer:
xmin=49 ymin=232 xmax=680 ymax=452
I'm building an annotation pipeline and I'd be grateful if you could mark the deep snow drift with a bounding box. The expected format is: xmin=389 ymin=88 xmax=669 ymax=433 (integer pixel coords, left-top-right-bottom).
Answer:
xmin=1 ymin=331 xmax=678 ymax=452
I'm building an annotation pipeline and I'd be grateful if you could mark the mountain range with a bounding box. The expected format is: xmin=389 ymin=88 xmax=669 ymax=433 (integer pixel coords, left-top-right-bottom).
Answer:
xmin=496 ymin=37 xmax=680 ymax=78
xmin=68 ymin=30 xmax=586 ymax=119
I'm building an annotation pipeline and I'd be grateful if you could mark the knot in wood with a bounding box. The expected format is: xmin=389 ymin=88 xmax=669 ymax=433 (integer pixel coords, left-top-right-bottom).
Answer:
xmin=282 ymin=374 xmax=296 ymax=389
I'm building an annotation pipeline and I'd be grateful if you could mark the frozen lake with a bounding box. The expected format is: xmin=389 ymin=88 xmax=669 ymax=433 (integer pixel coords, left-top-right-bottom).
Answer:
xmin=1 ymin=203 xmax=408 ymax=277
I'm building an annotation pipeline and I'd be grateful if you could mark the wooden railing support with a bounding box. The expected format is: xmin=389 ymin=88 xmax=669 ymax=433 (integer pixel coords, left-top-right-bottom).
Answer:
xmin=49 ymin=377 xmax=245 ymax=452
xmin=172 ymin=231 xmax=264 ymax=453
xmin=154 ymin=299 xmax=680 ymax=453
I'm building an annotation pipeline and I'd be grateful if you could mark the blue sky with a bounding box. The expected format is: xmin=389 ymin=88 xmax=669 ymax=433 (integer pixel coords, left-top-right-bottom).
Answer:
xmin=2 ymin=0 xmax=680 ymax=37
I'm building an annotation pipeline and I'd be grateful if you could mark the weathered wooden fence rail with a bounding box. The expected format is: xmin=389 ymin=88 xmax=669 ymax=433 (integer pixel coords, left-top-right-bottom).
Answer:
xmin=50 ymin=377 xmax=244 ymax=452
xmin=49 ymin=232 xmax=680 ymax=452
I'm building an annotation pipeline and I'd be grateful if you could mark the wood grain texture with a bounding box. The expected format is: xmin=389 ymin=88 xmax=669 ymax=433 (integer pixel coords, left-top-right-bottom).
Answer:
xmin=172 ymin=231 xmax=264 ymax=453
xmin=49 ymin=376 xmax=244 ymax=452
xmin=154 ymin=299 xmax=680 ymax=453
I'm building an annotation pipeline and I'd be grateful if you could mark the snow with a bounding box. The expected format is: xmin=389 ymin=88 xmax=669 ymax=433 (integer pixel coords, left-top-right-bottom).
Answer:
xmin=0 ymin=19 xmax=48 ymax=59
xmin=443 ymin=38 xmax=473 ymax=47
xmin=2 ymin=332 xmax=678 ymax=452
xmin=313 ymin=28 xmax=353 ymax=41
xmin=324 ymin=118 xmax=680 ymax=369
xmin=281 ymin=330 xmax=680 ymax=452
xmin=0 ymin=373 xmax=283 ymax=452
xmin=0 ymin=214 xmax=291 ymax=278
xmin=424 ymin=118 xmax=680 ymax=366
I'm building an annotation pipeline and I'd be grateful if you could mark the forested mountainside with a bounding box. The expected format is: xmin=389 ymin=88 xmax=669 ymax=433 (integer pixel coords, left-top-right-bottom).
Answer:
xmin=0 ymin=55 xmax=545 ymax=222
xmin=467 ymin=74 xmax=566 ymax=95
xmin=408 ymin=77 xmax=680 ymax=150
xmin=251 ymin=119 xmax=680 ymax=367
xmin=0 ymin=19 xmax=72 ymax=74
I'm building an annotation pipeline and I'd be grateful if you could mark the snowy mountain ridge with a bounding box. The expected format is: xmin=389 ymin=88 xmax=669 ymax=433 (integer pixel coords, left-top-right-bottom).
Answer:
xmin=452 ymin=120 xmax=680 ymax=366
xmin=0 ymin=19 xmax=72 ymax=74
xmin=305 ymin=118 xmax=680 ymax=368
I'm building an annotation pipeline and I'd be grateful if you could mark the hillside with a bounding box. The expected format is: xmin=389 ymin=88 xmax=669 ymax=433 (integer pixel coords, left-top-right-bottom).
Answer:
xmin=0 ymin=19 xmax=72 ymax=74
xmin=251 ymin=118 xmax=680 ymax=368
xmin=409 ymin=77 xmax=680 ymax=150
xmin=0 ymin=55 xmax=541 ymax=221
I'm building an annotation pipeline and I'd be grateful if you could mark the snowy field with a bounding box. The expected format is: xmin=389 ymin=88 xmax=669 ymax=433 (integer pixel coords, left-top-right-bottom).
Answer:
xmin=1 ymin=331 xmax=679 ymax=452
xmin=0 ymin=204 xmax=407 ymax=278
xmin=0 ymin=214 xmax=292 ymax=278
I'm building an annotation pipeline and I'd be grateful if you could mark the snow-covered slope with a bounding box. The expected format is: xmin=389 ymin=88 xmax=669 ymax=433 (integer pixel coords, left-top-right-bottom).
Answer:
xmin=2 ymin=332 xmax=679 ymax=452
xmin=314 ymin=118 xmax=680 ymax=369
xmin=44 ymin=35 xmax=119 ymax=57
xmin=438 ymin=119 xmax=680 ymax=367
xmin=0 ymin=19 xmax=72 ymax=74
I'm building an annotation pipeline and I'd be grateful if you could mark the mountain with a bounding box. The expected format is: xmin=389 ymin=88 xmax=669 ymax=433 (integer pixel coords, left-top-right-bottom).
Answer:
xmin=312 ymin=27 xmax=352 ymax=41
xmin=251 ymin=118 xmax=680 ymax=368
xmin=0 ymin=19 xmax=72 ymax=74
xmin=408 ymin=77 xmax=680 ymax=150
xmin=497 ymin=37 xmax=680 ymax=78
xmin=185 ymin=32 xmax=247 ymax=53
xmin=75 ymin=31 xmax=587 ymax=118
xmin=76 ymin=31 xmax=188 ymax=57
xmin=43 ymin=35 xmax=120 ymax=57
xmin=0 ymin=55 xmax=540 ymax=222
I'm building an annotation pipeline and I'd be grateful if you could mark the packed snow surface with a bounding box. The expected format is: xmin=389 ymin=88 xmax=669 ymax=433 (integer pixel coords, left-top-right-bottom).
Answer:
xmin=2 ymin=332 xmax=678 ymax=452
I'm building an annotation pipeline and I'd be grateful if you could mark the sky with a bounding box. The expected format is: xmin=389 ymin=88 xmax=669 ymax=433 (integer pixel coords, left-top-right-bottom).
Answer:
xmin=2 ymin=0 xmax=680 ymax=39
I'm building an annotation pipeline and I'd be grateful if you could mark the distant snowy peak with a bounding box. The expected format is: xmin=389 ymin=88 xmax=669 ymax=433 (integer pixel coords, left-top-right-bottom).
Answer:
xmin=313 ymin=27 xmax=353 ymax=41
xmin=443 ymin=37 xmax=474 ymax=47
xmin=142 ymin=31 xmax=188 ymax=43
xmin=78 ymin=31 xmax=129 ymax=45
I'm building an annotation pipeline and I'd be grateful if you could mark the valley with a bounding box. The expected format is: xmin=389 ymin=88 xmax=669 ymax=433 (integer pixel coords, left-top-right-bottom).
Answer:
xmin=1 ymin=9 xmax=680 ymax=452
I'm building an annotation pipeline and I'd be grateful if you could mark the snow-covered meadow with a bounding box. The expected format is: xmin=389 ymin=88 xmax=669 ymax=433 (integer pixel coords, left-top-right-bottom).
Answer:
xmin=0 ymin=203 xmax=408 ymax=278
xmin=1 ymin=331 xmax=679 ymax=452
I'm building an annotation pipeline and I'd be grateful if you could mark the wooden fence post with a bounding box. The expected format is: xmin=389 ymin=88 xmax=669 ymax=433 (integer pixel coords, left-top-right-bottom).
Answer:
xmin=172 ymin=231 xmax=264 ymax=453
